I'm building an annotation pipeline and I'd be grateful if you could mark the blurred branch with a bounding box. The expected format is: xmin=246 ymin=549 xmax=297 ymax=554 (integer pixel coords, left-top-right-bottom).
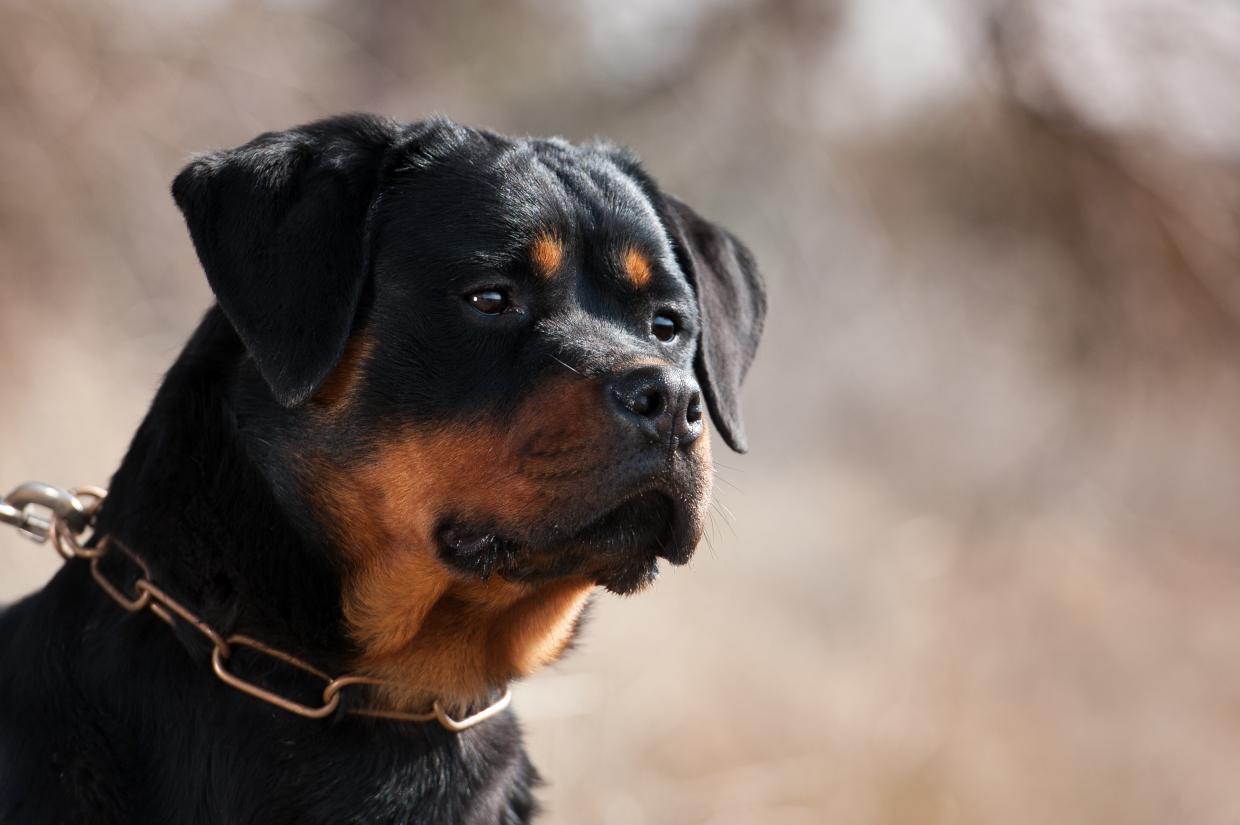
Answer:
xmin=986 ymin=1 xmax=1240 ymax=355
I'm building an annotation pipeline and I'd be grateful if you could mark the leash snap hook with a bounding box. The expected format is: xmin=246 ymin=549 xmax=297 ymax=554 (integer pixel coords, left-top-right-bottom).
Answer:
xmin=0 ymin=481 xmax=94 ymax=543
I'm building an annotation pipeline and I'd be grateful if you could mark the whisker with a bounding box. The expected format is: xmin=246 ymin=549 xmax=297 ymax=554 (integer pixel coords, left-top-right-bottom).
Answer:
xmin=548 ymin=354 xmax=583 ymax=377
xmin=702 ymin=516 xmax=718 ymax=557
xmin=710 ymin=497 xmax=737 ymax=523
xmin=709 ymin=500 xmax=738 ymax=538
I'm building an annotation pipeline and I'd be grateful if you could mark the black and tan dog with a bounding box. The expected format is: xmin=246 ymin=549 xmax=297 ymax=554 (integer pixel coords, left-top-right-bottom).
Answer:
xmin=0 ymin=114 xmax=765 ymax=823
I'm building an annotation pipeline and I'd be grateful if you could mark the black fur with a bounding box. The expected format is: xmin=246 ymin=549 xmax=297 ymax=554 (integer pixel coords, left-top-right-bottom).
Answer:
xmin=593 ymin=147 xmax=766 ymax=452
xmin=0 ymin=114 xmax=765 ymax=823
xmin=171 ymin=115 xmax=405 ymax=407
xmin=658 ymin=195 xmax=767 ymax=452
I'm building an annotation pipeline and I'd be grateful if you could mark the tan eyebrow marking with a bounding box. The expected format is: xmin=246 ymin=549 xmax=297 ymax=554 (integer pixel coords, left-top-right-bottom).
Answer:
xmin=622 ymin=246 xmax=653 ymax=288
xmin=530 ymin=233 xmax=564 ymax=278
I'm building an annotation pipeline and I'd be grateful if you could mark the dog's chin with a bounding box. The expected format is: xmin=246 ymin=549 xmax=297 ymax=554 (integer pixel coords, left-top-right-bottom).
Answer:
xmin=436 ymin=489 xmax=702 ymax=595
xmin=571 ymin=490 xmax=688 ymax=594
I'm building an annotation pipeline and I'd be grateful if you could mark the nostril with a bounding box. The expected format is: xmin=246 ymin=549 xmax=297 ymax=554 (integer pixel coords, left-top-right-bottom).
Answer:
xmin=631 ymin=387 xmax=662 ymax=417
xmin=685 ymin=392 xmax=703 ymax=424
xmin=613 ymin=379 xmax=666 ymax=420
xmin=610 ymin=367 xmax=696 ymax=446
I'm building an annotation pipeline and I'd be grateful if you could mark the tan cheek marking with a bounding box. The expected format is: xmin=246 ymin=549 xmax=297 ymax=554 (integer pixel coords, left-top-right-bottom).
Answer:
xmin=690 ymin=418 xmax=713 ymax=539
xmin=623 ymin=246 xmax=653 ymax=288
xmin=312 ymin=335 xmax=375 ymax=408
xmin=531 ymin=233 xmax=564 ymax=278
xmin=491 ymin=578 xmax=594 ymax=675
xmin=311 ymin=375 xmax=614 ymax=706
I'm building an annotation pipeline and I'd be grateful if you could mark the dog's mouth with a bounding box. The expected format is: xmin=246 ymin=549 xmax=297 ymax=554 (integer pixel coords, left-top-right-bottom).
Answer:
xmin=436 ymin=488 xmax=698 ymax=595
xmin=572 ymin=489 xmax=678 ymax=556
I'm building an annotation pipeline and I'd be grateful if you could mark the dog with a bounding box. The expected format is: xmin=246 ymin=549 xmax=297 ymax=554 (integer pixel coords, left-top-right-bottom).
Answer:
xmin=0 ymin=114 xmax=765 ymax=824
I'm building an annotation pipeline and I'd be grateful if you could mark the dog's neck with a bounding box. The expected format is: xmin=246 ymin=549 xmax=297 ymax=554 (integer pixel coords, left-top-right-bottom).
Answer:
xmin=94 ymin=309 xmax=352 ymax=668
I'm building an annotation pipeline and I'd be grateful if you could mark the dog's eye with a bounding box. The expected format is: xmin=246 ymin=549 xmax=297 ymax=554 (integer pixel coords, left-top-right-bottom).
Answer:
xmin=468 ymin=290 xmax=509 ymax=315
xmin=651 ymin=313 xmax=678 ymax=342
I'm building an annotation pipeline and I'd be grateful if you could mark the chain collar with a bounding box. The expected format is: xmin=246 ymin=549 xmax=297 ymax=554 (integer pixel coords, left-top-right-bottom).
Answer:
xmin=2 ymin=481 xmax=512 ymax=733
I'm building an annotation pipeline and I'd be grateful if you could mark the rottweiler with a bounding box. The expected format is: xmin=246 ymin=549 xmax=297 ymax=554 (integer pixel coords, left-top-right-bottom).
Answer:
xmin=0 ymin=114 xmax=765 ymax=824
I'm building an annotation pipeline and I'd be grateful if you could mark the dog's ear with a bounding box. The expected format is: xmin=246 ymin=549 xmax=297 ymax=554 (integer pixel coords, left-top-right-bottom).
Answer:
xmin=660 ymin=195 xmax=767 ymax=453
xmin=172 ymin=114 xmax=403 ymax=406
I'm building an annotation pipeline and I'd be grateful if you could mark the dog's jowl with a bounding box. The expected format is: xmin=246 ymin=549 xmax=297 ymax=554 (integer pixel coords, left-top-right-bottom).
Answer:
xmin=0 ymin=115 xmax=765 ymax=824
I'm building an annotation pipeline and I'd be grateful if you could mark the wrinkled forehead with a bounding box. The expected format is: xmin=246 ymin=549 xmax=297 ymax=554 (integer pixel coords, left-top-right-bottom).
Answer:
xmin=377 ymin=135 xmax=680 ymax=288
xmin=516 ymin=140 xmax=674 ymax=253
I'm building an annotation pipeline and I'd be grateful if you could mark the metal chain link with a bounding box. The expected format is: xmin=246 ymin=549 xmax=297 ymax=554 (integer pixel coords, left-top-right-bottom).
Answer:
xmin=1 ymin=481 xmax=511 ymax=731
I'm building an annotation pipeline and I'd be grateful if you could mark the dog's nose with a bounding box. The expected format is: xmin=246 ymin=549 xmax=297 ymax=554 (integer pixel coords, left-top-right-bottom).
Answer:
xmin=609 ymin=366 xmax=704 ymax=447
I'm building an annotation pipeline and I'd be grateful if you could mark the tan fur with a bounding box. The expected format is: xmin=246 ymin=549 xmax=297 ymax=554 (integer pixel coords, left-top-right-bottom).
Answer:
xmin=622 ymin=246 xmax=653 ymax=288
xmin=312 ymin=335 xmax=375 ymax=409
xmin=530 ymin=233 xmax=564 ymax=278
xmin=311 ymin=375 xmax=610 ymax=707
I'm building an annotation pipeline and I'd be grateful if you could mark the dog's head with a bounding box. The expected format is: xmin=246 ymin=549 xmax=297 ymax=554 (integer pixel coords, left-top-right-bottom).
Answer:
xmin=172 ymin=115 xmax=765 ymax=701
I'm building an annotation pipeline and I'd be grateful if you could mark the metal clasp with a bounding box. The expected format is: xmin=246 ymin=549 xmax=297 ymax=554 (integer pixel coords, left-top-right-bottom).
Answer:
xmin=0 ymin=482 xmax=94 ymax=543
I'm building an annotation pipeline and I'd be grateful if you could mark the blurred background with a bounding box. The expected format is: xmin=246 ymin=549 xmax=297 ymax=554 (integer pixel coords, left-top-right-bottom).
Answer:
xmin=4 ymin=0 xmax=1240 ymax=822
